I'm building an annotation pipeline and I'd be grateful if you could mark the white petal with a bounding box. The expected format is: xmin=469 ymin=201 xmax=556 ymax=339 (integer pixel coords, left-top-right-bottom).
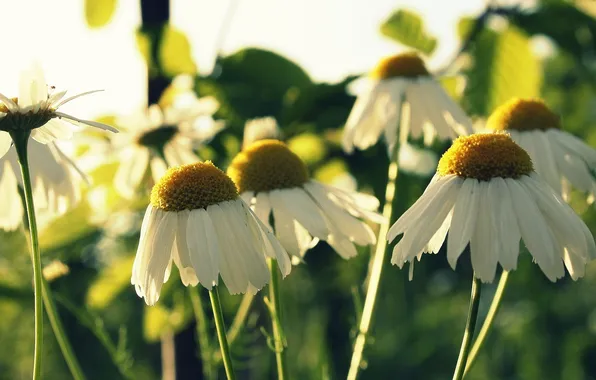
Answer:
xmin=143 ymin=212 xmax=177 ymax=305
xmin=342 ymin=80 xmax=383 ymax=153
xmin=187 ymin=209 xmax=219 ymax=289
xmin=54 ymin=90 xmax=104 ymax=108
xmin=253 ymin=192 xmax=272 ymax=229
xmin=489 ymin=177 xmax=520 ymax=271
xmin=0 ymin=132 xmax=11 ymax=158
xmin=19 ymin=63 xmax=47 ymax=109
xmin=150 ymin=157 xmax=168 ymax=183
xmin=272 ymin=203 xmax=300 ymax=256
xmin=0 ymin=162 xmax=23 ymax=230
xmin=469 ymin=181 xmax=498 ymax=283
xmin=269 ymin=188 xmax=328 ymax=240
xmin=507 ymin=177 xmax=564 ymax=282
xmin=447 ymin=178 xmax=481 ymax=268
xmin=54 ymin=111 xmax=119 ymax=133
xmin=114 ymin=147 xmax=150 ymax=198
xmin=173 ymin=210 xmax=199 ymax=286
xmin=550 ymin=129 xmax=596 ymax=167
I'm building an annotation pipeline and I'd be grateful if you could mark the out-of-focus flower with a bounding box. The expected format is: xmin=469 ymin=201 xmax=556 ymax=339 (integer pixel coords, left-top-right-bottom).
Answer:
xmin=0 ymin=140 xmax=87 ymax=230
xmin=113 ymin=98 xmax=224 ymax=198
xmin=484 ymin=98 xmax=596 ymax=203
xmin=389 ymin=133 xmax=596 ymax=282
xmin=227 ymin=139 xmax=384 ymax=259
xmin=242 ymin=117 xmax=282 ymax=148
xmin=132 ymin=162 xmax=290 ymax=306
xmin=0 ymin=63 xmax=117 ymax=157
xmin=342 ymin=52 xmax=472 ymax=156
xmin=398 ymin=142 xmax=438 ymax=177
xmin=43 ymin=260 xmax=70 ymax=282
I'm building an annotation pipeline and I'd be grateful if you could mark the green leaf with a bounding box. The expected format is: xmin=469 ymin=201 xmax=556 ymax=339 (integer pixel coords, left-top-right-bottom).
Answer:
xmin=509 ymin=3 xmax=596 ymax=64
xmin=462 ymin=26 xmax=542 ymax=116
xmin=85 ymin=0 xmax=117 ymax=28
xmin=86 ymin=256 xmax=135 ymax=309
xmin=136 ymin=25 xmax=197 ymax=78
xmin=380 ymin=9 xmax=437 ymax=55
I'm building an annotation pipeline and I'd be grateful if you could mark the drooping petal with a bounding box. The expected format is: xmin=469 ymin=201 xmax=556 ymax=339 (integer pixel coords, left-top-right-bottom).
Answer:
xmin=0 ymin=132 xmax=11 ymax=158
xmin=469 ymin=181 xmax=498 ymax=283
xmin=269 ymin=188 xmax=328 ymax=240
xmin=446 ymin=178 xmax=481 ymax=268
xmin=187 ymin=209 xmax=219 ymax=289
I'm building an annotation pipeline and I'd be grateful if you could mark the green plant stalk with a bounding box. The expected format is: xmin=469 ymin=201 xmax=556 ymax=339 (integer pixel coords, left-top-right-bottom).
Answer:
xmin=452 ymin=276 xmax=482 ymax=380
xmin=347 ymin=151 xmax=400 ymax=380
xmin=189 ymin=287 xmax=215 ymax=380
xmin=12 ymin=130 xmax=87 ymax=380
xmin=213 ymin=292 xmax=256 ymax=364
xmin=41 ymin=277 xmax=86 ymax=380
xmin=464 ymin=271 xmax=509 ymax=375
xmin=209 ymin=287 xmax=236 ymax=380
xmin=12 ymin=130 xmax=44 ymax=380
xmin=268 ymin=259 xmax=288 ymax=380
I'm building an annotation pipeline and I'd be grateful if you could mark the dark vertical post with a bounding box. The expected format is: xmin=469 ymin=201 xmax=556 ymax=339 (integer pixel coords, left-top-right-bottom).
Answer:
xmin=140 ymin=0 xmax=171 ymax=105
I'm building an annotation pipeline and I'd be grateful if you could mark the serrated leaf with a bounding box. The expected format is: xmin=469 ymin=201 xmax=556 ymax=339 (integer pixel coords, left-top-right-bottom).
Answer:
xmin=86 ymin=256 xmax=135 ymax=309
xmin=463 ymin=26 xmax=542 ymax=116
xmin=380 ymin=9 xmax=437 ymax=55
xmin=85 ymin=0 xmax=117 ymax=28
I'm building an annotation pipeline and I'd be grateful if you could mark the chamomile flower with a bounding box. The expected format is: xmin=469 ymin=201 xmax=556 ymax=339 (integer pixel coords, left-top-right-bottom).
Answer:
xmin=227 ymin=139 xmax=383 ymax=259
xmin=0 ymin=63 xmax=117 ymax=155
xmin=343 ymin=52 xmax=472 ymax=155
xmin=132 ymin=162 xmax=291 ymax=305
xmin=242 ymin=117 xmax=282 ymax=148
xmin=485 ymin=98 xmax=596 ymax=202
xmin=388 ymin=133 xmax=596 ymax=282
xmin=0 ymin=140 xmax=86 ymax=230
xmin=113 ymin=99 xmax=224 ymax=198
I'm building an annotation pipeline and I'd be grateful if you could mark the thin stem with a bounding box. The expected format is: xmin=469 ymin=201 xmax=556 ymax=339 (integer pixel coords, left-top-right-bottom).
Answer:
xmin=347 ymin=157 xmax=400 ymax=380
xmin=452 ymin=276 xmax=482 ymax=380
xmin=464 ymin=271 xmax=509 ymax=375
xmin=160 ymin=332 xmax=176 ymax=380
xmin=212 ymin=292 xmax=256 ymax=364
xmin=12 ymin=131 xmax=43 ymax=380
xmin=189 ymin=287 xmax=215 ymax=380
xmin=209 ymin=287 xmax=236 ymax=380
xmin=267 ymin=259 xmax=288 ymax=380
xmin=41 ymin=277 xmax=86 ymax=380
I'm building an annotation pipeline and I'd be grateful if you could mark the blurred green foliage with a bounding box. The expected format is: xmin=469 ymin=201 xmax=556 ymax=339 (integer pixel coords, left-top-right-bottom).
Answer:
xmin=2 ymin=1 xmax=596 ymax=380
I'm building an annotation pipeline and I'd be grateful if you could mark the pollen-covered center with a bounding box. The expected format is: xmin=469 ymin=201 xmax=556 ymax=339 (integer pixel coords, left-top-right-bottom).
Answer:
xmin=150 ymin=162 xmax=238 ymax=211
xmin=437 ymin=133 xmax=533 ymax=181
xmin=487 ymin=98 xmax=561 ymax=132
xmin=227 ymin=139 xmax=309 ymax=193
xmin=370 ymin=53 xmax=429 ymax=80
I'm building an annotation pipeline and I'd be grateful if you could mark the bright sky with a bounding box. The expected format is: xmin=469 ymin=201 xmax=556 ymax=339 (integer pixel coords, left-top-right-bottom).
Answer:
xmin=0 ymin=0 xmax=490 ymax=119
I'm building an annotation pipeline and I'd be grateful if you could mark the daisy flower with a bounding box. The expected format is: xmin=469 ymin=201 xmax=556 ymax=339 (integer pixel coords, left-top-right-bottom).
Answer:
xmin=132 ymin=161 xmax=291 ymax=305
xmin=342 ymin=52 xmax=472 ymax=155
xmin=485 ymin=98 xmax=596 ymax=202
xmin=227 ymin=139 xmax=384 ymax=259
xmin=242 ymin=116 xmax=282 ymax=148
xmin=388 ymin=133 xmax=596 ymax=282
xmin=113 ymin=99 xmax=224 ymax=198
xmin=0 ymin=139 xmax=87 ymax=230
xmin=0 ymin=63 xmax=117 ymax=156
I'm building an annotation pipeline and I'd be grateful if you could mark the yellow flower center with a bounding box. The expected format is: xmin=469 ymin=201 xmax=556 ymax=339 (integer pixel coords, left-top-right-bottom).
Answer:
xmin=437 ymin=133 xmax=533 ymax=181
xmin=486 ymin=98 xmax=560 ymax=131
xmin=150 ymin=162 xmax=238 ymax=211
xmin=370 ymin=52 xmax=429 ymax=80
xmin=227 ymin=139 xmax=309 ymax=193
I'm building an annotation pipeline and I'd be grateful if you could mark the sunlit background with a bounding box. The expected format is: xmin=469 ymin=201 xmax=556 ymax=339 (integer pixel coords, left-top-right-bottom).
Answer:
xmin=2 ymin=0 xmax=596 ymax=379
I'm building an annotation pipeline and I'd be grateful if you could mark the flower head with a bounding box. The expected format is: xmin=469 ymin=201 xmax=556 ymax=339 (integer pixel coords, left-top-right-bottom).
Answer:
xmin=0 ymin=140 xmax=87 ymax=230
xmin=228 ymin=140 xmax=383 ymax=259
xmin=132 ymin=162 xmax=290 ymax=305
xmin=114 ymin=98 xmax=224 ymax=198
xmin=343 ymin=52 xmax=472 ymax=156
xmin=0 ymin=63 xmax=117 ymax=156
xmin=389 ymin=133 xmax=596 ymax=282
xmin=484 ymin=98 xmax=596 ymax=202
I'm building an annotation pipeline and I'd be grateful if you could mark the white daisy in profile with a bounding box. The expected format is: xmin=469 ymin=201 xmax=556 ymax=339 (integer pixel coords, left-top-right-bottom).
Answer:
xmin=0 ymin=139 xmax=87 ymax=230
xmin=0 ymin=63 xmax=117 ymax=156
xmin=132 ymin=161 xmax=291 ymax=306
xmin=242 ymin=116 xmax=282 ymax=148
xmin=342 ymin=52 xmax=472 ymax=155
xmin=388 ymin=133 xmax=596 ymax=282
xmin=227 ymin=139 xmax=384 ymax=259
xmin=484 ymin=98 xmax=596 ymax=203
xmin=113 ymin=99 xmax=224 ymax=198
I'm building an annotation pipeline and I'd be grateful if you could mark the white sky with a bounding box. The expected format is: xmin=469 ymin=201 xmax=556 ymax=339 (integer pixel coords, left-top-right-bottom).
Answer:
xmin=0 ymin=0 xmax=490 ymax=119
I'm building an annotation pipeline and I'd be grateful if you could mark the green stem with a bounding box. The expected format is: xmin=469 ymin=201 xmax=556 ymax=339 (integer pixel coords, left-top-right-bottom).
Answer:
xmin=347 ymin=159 xmax=399 ymax=380
xmin=189 ymin=287 xmax=215 ymax=380
xmin=452 ymin=276 xmax=482 ymax=380
xmin=212 ymin=292 xmax=256 ymax=364
xmin=12 ymin=131 xmax=44 ymax=380
xmin=209 ymin=287 xmax=236 ymax=380
xmin=464 ymin=271 xmax=509 ymax=376
xmin=41 ymin=277 xmax=86 ymax=380
xmin=267 ymin=259 xmax=288 ymax=380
